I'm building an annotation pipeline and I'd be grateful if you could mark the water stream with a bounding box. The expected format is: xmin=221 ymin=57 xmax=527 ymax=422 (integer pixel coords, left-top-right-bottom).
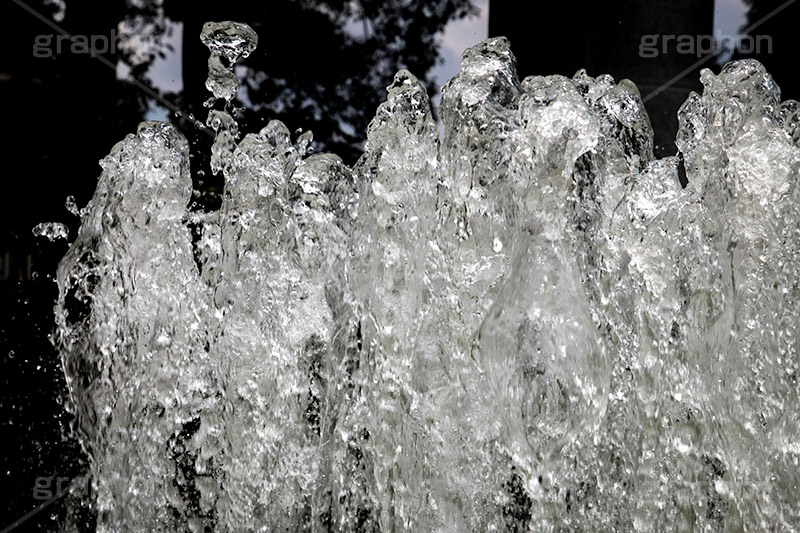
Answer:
xmin=53 ymin=21 xmax=800 ymax=532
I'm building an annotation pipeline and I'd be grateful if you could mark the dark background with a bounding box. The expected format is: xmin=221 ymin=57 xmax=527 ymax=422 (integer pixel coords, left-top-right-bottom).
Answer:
xmin=1 ymin=0 xmax=797 ymax=530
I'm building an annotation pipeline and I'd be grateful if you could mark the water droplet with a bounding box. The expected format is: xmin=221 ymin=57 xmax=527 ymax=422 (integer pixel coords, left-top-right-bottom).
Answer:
xmin=32 ymin=222 xmax=68 ymax=241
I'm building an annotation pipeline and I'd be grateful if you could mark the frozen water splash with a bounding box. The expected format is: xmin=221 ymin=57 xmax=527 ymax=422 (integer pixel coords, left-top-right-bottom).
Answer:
xmin=53 ymin=25 xmax=800 ymax=532
xmin=33 ymin=221 xmax=69 ymax=241
xmin=201 ymin=20 xmax=258 ymax=103
xmin=202 ymin=21 xmax=256 ymax=179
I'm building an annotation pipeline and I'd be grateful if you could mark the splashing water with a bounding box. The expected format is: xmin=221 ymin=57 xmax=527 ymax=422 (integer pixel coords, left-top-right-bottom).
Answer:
xmin=33 ymin=222 xmax=69 ymax=241
xmin=53 ymin=21 xmax=800 ymax=532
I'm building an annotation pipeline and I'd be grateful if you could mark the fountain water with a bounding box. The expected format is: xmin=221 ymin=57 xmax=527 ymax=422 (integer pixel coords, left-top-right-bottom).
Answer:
xmin=53 ymin=21 xmax=800 ymax=532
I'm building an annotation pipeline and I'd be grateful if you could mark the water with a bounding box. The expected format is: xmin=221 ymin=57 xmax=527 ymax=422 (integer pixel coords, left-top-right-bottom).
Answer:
xmin=52 ymin=22 xmax=800 ymax=532
xmin=33 ymin=222 xmax=69 ymax=242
